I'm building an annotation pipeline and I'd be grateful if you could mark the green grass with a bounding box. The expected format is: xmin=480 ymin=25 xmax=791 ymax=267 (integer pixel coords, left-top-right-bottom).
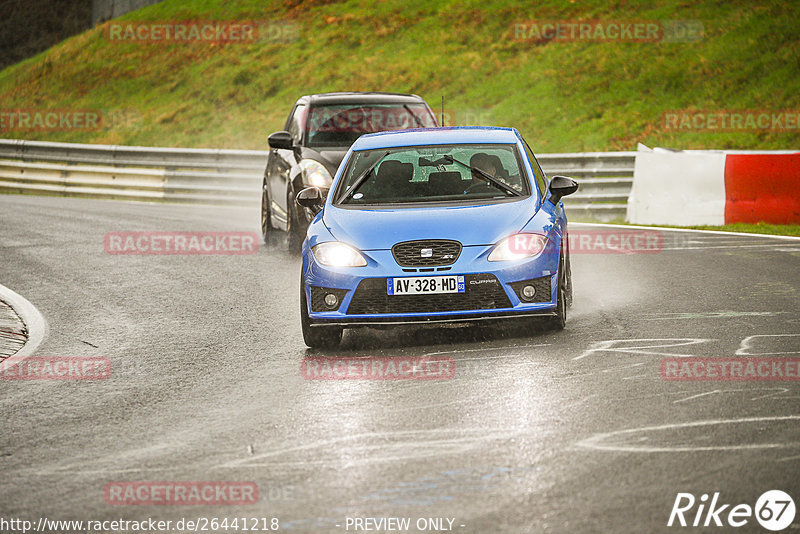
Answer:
xmin=1 ymin=0 xmax=798 ymax=151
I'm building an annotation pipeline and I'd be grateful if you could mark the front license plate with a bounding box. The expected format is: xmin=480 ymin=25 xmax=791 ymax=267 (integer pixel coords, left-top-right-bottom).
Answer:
xmin=387 ymin=275 xmax=465 ymax=295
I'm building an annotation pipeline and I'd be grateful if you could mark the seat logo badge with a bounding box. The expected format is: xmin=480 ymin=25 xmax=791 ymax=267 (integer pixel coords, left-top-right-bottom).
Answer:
xmin=420 ymin=248 xmax=433 ymax=257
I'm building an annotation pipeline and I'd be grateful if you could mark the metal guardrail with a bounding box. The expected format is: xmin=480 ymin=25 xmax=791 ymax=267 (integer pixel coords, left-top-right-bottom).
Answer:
xmin=536 ymin=151 xmax=634 ymax=221
xmin=0 ymin=139 xmax=634 ymax=221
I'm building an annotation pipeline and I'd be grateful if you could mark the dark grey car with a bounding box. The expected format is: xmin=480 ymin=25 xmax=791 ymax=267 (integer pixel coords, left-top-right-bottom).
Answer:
xmin=261 ymin=92 xmax=438 ymax=250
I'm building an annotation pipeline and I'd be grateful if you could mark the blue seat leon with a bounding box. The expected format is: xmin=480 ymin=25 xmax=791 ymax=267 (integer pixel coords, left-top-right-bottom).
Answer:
xmin=295 ymin=127 xmax=578 ymax=348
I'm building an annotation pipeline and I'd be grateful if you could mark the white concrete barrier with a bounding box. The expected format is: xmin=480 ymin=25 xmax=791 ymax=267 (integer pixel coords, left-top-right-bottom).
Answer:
xmin=628 ymin=147 xmax=726 ymax=225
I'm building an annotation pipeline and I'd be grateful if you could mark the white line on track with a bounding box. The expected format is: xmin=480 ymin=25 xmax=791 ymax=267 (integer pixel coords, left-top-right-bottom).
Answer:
xmin=673 ymin=390 xmax=722 ymax=404
xmin=574 ymin=222 xmax=800 ymax=241
xmin=576 ymin=415 xmax=800 ymax=452
xmin=671 ymin=389 xmax=799 ymax=404
xmin=736 ymin=334 xmax=800 ymax=355
xmin=657 ymin=243 xmax=799 ymax=250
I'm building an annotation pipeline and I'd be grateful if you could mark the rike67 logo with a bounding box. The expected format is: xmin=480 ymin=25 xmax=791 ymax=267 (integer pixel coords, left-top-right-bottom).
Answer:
xmin=668 ymin=490 xmax=796 ymax=531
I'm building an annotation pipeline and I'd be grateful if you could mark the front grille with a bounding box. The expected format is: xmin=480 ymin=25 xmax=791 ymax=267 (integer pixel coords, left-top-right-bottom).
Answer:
xmin=309 ymin=286 xmax=349 ymax=312
xmin=509 ymin=276 xmax=553 ymax=303
xmin=392 ymin=239 xmax=462 ymax=267
xmin=347 ymin=273 xmax=512 ymax=315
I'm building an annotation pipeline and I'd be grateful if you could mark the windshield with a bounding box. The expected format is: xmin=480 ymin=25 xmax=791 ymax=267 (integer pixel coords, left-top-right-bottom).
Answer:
xmin=334 ymin=144 xmax=531 ymax=205
xmin=305 ymin=103 xmax=437 ymax=148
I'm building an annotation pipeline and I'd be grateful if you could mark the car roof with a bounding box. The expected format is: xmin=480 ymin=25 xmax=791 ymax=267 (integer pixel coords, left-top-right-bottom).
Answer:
xmin=296 ymin=92 xmax=428 ymax=106
xmin=350 ymin=126 xmax=522 ymax=150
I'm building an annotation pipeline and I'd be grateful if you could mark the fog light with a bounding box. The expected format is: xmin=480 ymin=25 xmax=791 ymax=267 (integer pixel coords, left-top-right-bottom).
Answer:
xmin=324 ymin=293 xmax=338 ymax=308
xmin=521 ymin=285 xmax=536 ymax=302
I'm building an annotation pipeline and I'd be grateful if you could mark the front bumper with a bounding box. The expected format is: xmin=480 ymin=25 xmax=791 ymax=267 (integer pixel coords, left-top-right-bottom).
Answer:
xmin=303 ymin=244 xmax=560 ymax=327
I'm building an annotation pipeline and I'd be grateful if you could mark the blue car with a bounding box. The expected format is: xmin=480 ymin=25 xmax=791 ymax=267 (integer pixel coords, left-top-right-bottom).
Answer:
xmin=295 ymin=127 xmax=578 ymax=348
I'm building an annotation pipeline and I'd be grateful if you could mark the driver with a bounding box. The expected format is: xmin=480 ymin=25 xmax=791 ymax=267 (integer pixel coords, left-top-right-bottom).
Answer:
xmin=465 ymin=152 xmax=498 ymax=193
xmin=469 ymin=152 xmax=497 ymax=178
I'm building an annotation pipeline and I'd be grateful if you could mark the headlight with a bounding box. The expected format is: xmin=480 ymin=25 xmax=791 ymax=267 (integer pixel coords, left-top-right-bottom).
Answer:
xmin=488 ymin=233 xmax=548 ymax=262
xmin=299 ymin=159 xmax=333 ymax=188
xmin=312 ymin=242 xmax=367 ymax=267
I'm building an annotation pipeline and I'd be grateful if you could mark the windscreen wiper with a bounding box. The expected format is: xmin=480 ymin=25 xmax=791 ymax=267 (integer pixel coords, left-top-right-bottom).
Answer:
xmin=403 ymin=105 xmax=424 ymax=127
xmin=442 ymin=155 xmax=521 ymax=197
xmin=338 ymin=151 xmax=390 ymax=203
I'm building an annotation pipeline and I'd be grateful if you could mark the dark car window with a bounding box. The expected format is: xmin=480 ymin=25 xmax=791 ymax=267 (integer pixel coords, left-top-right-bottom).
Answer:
xmin=306 ymin=103 xmax=437 ymax=148
xmin=286 ymin=104 xmax=306 ymax=144
xmin=335 ymin=143 xmax=531 ymax=205
xmin=522 ymin=138 xmax=548 ymax=199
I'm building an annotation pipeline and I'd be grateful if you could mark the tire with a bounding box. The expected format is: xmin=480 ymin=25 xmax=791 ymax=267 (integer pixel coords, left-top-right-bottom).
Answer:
xmin=261 ymin=179 xmax=280 ymax=246
xmin=542 ymin=248 xmax=567 ymax=331
xmin=300 ymin=270 xmax=343 ymax=348
xmin=286 ymin=190 xmax=304 ymax=253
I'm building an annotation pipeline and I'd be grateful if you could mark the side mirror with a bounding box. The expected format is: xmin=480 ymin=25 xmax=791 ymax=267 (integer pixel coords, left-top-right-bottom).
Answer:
xmin=296 ymin=186 xmax=325 ymax=213
xmin=548 ymin=175 xmax=579 ymax=204
xmin=268 ymin=131 xmax=294 ymax=150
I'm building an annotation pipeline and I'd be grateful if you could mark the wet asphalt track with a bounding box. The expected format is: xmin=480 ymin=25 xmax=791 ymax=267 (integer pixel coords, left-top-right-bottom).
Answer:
xmin=1 ymin=194 xmax=799 ymax=533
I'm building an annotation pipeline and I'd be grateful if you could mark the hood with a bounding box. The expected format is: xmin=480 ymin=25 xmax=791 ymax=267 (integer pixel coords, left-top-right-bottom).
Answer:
xmin=323 ymin=199 xmax=537 ymax=250
xmin=299 ymin=147 xmax=348 ymax=175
